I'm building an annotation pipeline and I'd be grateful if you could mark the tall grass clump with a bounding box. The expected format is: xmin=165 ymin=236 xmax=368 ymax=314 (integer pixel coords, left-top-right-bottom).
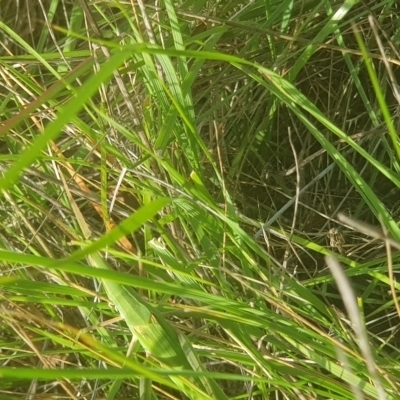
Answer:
xmin=1 ymin=0 xmax=400 ymax=399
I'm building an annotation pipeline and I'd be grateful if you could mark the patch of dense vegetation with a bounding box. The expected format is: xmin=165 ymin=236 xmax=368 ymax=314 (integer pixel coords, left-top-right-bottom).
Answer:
xmin=1 ymin=1 xmax=400 ymax=399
